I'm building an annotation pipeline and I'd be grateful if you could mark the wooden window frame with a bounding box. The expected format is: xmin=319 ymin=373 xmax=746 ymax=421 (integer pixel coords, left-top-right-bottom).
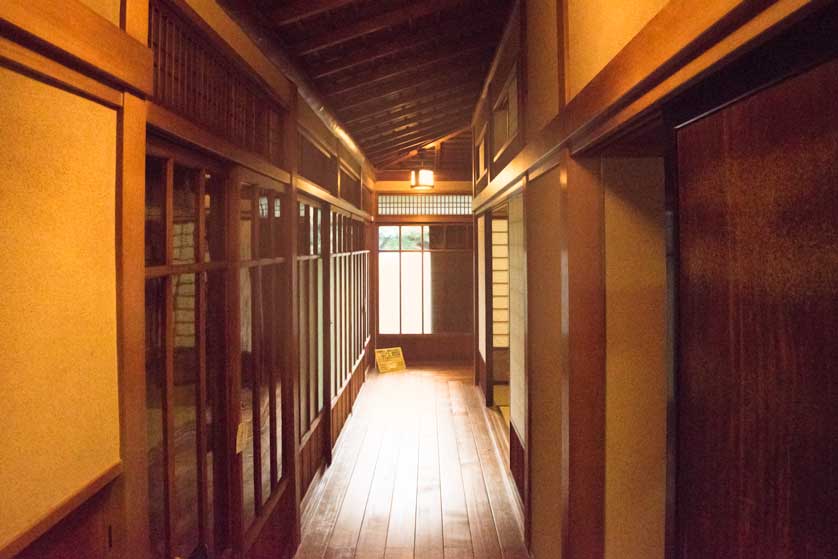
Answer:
xmin=376 ymin=222 xmax=474 ymax=336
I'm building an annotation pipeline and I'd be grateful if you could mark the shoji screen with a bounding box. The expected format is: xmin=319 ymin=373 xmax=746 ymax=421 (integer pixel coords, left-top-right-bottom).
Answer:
xmin=477 ymin=215 xmax=487 ymax=360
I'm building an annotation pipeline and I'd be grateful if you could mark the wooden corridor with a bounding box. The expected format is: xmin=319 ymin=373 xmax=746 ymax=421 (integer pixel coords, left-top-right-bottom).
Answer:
xmin=295 ymin=365 xmax=528 ymax=559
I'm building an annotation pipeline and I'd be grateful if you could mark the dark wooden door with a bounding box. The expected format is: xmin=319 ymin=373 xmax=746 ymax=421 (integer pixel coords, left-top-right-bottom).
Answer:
xmin=676 ymin=56 xmax=838 ymax=558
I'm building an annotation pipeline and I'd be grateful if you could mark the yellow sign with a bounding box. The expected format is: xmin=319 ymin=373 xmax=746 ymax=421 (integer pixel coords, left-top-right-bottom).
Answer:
xmin=375 ymin=347 xmax=406 ymax=373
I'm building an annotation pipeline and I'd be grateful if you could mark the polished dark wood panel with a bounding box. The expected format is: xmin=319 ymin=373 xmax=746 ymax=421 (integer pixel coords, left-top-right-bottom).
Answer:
xmin=508 ymin=424 xmax=525 ymax=506
xmin=676 ymin=56 xmax=838 ymax=558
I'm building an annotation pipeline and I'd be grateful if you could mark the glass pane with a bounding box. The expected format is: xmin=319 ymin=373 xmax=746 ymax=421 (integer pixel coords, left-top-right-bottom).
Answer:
xmin=240 ymin=186 xmax=253 ymax=260
xmin=259 ymin=193 xmax=272 ymax=258
xmin=270 ymin=264 xmax=283 ymax=482
xmin=378 ymin=226 xmax=399 ymax=251
xmin=317 ymin=259 xmax=324 ymax=412
xmin=240 ymin=267 xmax=256 ymax=529
xmin=309 ymin=207 xmax=316 ymax=256
xmin=173 ymin=166 xmax=198 ymax=265
xmin=273 ymin=197 xmax=283 ymax=258
xmin=423 ymin=252 xmax=432 ymax=334
xmin=298 ymin=203 xmax=308 ymax=256
xmin=145 ymin=158 xmax=166 ymax=266
xmin=316 ymin=209 xmax=322 ymax=256
xmin=422 ymin=226 xmax=430 ymax=249
xmin=401 ymin=225 xmax=422 ymax=250
xmin=428 ymin=225 xmax=445 ymax=249
xmin=298 ymin=263 xmax=309 ymax=432
xmin=205 ymin=271 xmax=226 ymax=553
xmin=378 ymin=252 xmax=400 ymax=334
xmin=172 ymin=273 xmax=199 ymax=557
xmin=258 ymin=268 xmax=271 ymax=504
xmin=330 ymin=257 xmax=336 ymax=399
xmin=308 ymin=260 xmax=317 ymax=422
xmin=145 ymin=278 xmax=166 ymax=558
xmin=401 ymin=252 xmax=422 ymax=334
xmin=508 ymin=74 xmax=518 ymax=135
xmin=204 ymin=172 xmax=225 ymax=262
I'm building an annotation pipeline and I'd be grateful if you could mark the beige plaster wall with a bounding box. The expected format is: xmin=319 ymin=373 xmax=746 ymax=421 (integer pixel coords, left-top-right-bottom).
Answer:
xmin=0 ymin=67 xmax=120 ymax=551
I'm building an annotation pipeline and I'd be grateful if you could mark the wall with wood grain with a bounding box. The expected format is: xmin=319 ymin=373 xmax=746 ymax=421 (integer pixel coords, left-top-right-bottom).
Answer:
xmin=0 ymin=66 xmax=120 ymax=554
xmin=565 ymin=0 xmax=667 ymax=99
xmin=79 ymin=0 xmax=120 ymax=25
xmin=602 ymin=157 xmax=666 ymax=559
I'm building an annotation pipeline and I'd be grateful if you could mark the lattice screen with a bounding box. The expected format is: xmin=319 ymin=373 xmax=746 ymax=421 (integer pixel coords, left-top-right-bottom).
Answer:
xmin=377 ymin=194 xmax=472 ymax=216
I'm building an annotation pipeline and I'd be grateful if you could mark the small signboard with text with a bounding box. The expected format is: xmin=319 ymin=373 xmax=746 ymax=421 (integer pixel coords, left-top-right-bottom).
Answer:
xmin=375 ymin=347 xmax=406 ymax=373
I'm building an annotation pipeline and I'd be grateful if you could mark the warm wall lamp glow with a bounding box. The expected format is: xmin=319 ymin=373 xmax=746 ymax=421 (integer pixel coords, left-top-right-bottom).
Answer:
xmin=410 ymin=168 xmax=435 ymax=191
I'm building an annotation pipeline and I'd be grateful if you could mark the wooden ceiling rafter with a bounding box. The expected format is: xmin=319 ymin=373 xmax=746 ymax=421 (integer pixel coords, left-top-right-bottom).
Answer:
xmin=271 ymin=0 xmax=359 ymax=26
xmin=364 ymin=119 xmax=471 ymax=161
xmin=360 ymin=111 xmax=474 ymax=152
xmin=309 ymin=10 xmax=503 ymax=79
xmin=354 ymin=102 xmax=478 ymax=143
xmin=322 ymin=41 xmax=494 ymax=97
xmin=330 ymin=64 xmax=488 ymax=113
xmin=293 ymin=0 xmax=468 ymax=56
xmin=375 ymin=126 xmax=470 ymax=168
xmin=339 ymin=82 xmax=480 ymax=124
xmin=350 ymin=94 xmax=477 ymax=137
xmin=238 ymin=0 xmax=513 ymax=176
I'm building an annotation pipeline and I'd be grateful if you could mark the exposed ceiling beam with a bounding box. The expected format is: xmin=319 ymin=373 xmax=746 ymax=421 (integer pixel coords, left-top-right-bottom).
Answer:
xmin=358 ymin=105 xmax=476 ymax=145
xmin=324 ymin=42 xmax=492 ymax=97
xmin=309 ymin=12 xmax=502 ymax=79
xmin=364 ymin=117 xmax=471 ymax=156
xmin=271 ymin=0 xmax=358 ymax=26
xmin=374 ymin=127 xmax=471 ymax=168
xmin=360 ymin=110 xmax=473 ymax=151
xmin=294 ymin=0 xmax=467 ymax=56
xmin=332 ymin=64 xmax=486 ymax=113
xmin=340 ymin=82 xmax=479 ymax=124
xmin=426 ymin=126 xmax=470 ymax=148
xmin=352 ymin=95 xmax=474 ymax=138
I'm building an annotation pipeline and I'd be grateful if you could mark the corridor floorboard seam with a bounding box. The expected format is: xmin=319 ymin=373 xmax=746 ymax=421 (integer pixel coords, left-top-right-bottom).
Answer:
xmin=294 ymin=365 xmax=526 ymax=559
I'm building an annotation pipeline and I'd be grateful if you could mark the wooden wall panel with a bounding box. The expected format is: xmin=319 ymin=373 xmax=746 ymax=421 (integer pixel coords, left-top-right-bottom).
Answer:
xmin=377 ymin=334 xmax=473 ymax=364
xmin=299 ymin=416 xmax=326 ymax=502
xmin=676 ymin=55 xmax=838 ymax=558
xmin=330 ymin=346 xmax=369 ymax=448
xmin=509 ymin=422 xmax=526 ymax=505
xmin=246 ymin=487 xmax=296 ymax=559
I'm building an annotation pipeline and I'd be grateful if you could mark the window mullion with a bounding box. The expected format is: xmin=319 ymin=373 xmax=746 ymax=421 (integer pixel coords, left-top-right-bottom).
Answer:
xmin=195 ymin=170 xmax=210 ymax=546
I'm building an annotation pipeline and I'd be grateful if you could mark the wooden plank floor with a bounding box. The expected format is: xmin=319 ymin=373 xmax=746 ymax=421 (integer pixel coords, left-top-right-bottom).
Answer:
xmin=295 ymin=364 xmax=528 ymax=559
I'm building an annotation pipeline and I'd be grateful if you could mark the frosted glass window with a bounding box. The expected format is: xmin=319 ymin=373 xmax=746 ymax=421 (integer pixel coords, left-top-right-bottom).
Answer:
xmin=378 ymin=253 xmax=400 ymax=334
xmin=400 ymin=252 xmax=423 ymax=333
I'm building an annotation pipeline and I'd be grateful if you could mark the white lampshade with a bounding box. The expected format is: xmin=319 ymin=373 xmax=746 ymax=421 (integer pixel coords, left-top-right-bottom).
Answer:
xmin=410 ymin=169 xmax=434 ymax=190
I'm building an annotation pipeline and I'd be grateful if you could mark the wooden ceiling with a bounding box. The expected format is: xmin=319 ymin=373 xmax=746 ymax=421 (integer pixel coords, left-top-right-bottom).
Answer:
xmin=239 ymin=0 xmax=513 ymax=169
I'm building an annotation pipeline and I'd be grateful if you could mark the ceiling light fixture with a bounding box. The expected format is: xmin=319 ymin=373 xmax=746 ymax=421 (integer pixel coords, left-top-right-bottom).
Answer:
xmin=410 ymin=168 xmax=435 ymax=191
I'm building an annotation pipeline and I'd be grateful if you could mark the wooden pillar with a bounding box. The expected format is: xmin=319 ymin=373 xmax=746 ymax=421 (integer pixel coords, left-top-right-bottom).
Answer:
xmin=322 ymin=208 xmax=333 ymax=463
xmin=566 ymin=154 xmax=606 ymax=559
xmin=114 ymin=91 xmax=150 ymax=559
xmin=282 ymin=89 xmax=303 ymax=551
xmin=114 ymin=4 xmax=150 ymax=556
